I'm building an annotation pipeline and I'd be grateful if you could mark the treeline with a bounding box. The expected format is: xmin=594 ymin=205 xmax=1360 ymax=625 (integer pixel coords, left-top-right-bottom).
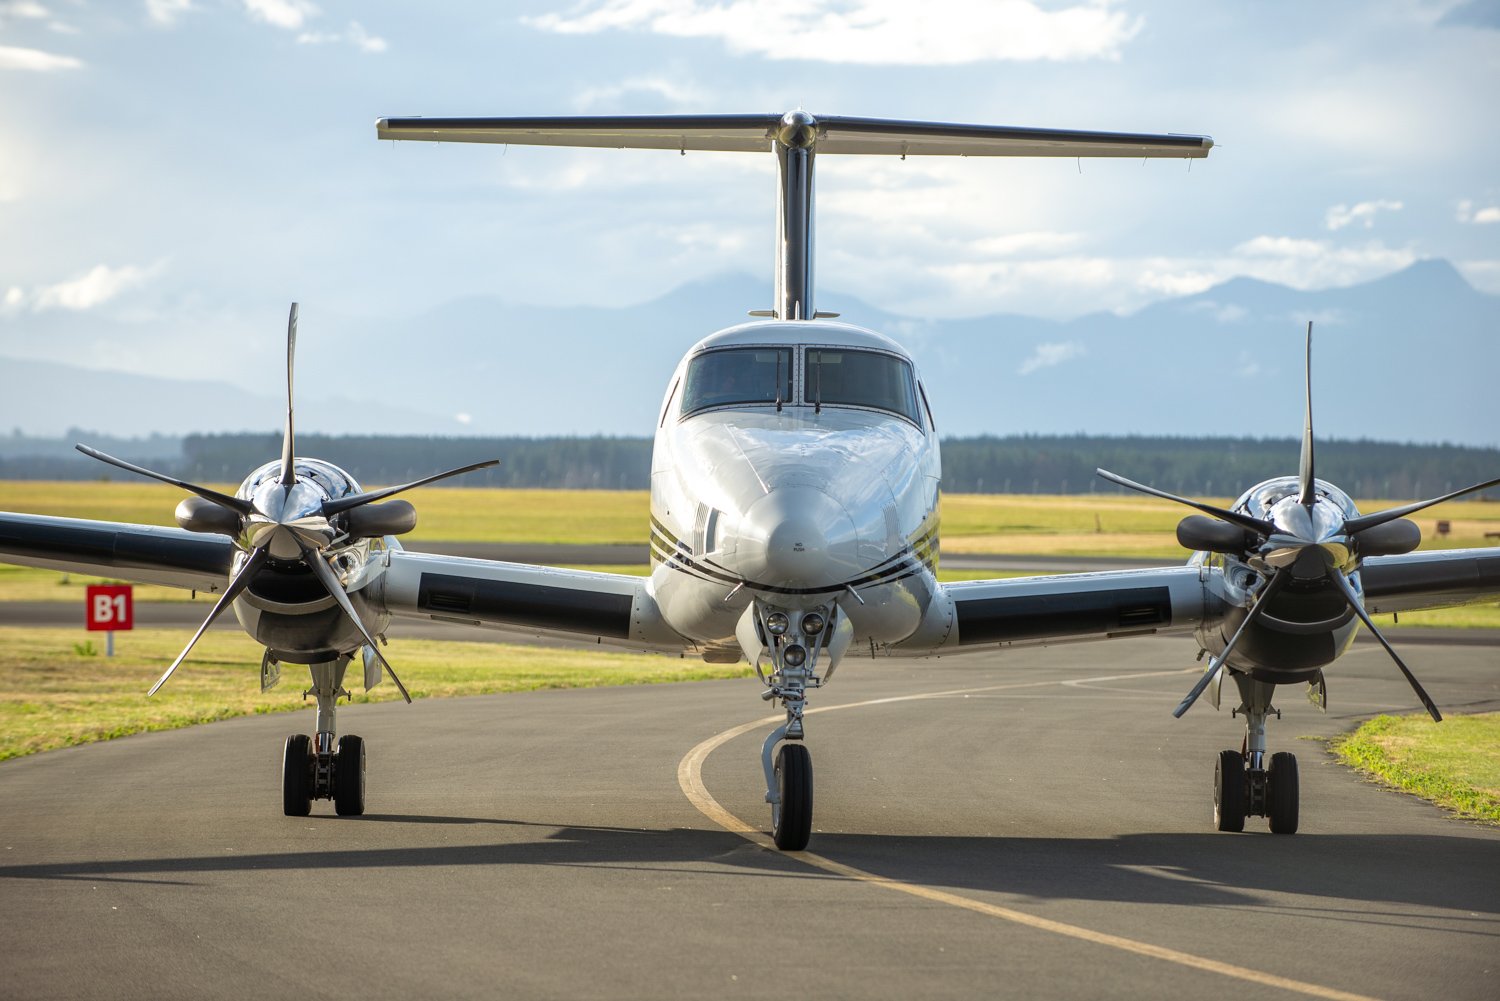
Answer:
xmin=940 ymin=435 xmax=1500 ymax=500
xmin=2 ymin=432 xmax=1497 ymax=500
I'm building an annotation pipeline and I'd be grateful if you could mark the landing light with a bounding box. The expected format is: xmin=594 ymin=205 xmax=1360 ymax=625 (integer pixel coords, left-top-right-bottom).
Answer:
xmin=783 ymin=644 xmax=807 ymax=668
xmin=801 ymin=612 xmax=825 ymax=635
xmin=766 ymin=612 xmax=790 ymax=635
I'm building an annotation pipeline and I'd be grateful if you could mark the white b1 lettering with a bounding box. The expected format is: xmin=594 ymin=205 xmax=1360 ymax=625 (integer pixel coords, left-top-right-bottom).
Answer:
xmin=94 ymin=594 xmax=114 ymax=624
xmin=112 ymin=594 xmax=126 ymax=620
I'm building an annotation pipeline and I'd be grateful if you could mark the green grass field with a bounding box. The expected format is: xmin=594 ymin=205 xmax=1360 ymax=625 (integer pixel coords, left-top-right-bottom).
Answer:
xmin=1332 ymin=712 xmax=1500 ymax=824
xmin=0 ymin=626 xmax=751 ymax=762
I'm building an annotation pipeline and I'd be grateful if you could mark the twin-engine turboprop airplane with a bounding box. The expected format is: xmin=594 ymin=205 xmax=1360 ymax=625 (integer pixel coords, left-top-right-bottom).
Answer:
xmin=3 ymin=112 xmax=1499 ymax=849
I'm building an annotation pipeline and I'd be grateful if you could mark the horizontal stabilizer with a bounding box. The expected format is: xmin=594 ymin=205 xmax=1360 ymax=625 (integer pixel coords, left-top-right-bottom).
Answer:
xmin=376 ymin=113 xmax=1213 ymax=158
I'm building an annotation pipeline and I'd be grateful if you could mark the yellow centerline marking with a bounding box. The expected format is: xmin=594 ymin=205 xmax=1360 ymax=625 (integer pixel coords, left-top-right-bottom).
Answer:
xmin=677 ymin=669 xmax=1383 ymax=1001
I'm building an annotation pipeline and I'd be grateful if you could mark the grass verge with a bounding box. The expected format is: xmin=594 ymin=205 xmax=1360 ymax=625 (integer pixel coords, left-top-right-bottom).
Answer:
xmin=0 ymin=627 xmax=751 ymax=762
xmin=1331 ymin=712 xmax=1500 ymax=824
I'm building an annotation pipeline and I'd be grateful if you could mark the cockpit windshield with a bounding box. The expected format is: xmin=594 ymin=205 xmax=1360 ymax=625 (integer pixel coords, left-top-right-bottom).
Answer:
xmin=681 ymin=347 xmax=794 ymax=415
xmin=806 ymin=349 xmax=920 ymax=424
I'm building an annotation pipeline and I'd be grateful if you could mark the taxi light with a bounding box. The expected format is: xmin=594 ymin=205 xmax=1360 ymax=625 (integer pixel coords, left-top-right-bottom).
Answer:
xmin=801 ymin=612 xmax=825 ymax=635
xmin=783 ymin=644 xmax=807 ymax=668
xmin=766 ymin=612 xmax=790 ymax=635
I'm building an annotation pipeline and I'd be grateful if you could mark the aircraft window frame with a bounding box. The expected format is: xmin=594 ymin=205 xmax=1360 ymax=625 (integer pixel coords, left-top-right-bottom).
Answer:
xmin=802 ymin=346 xmax=922 ymax=427
xmin=918 ymin=381 xmax=935 ymax=432
xmin=679 ymin=346 xmax=797 ymax=418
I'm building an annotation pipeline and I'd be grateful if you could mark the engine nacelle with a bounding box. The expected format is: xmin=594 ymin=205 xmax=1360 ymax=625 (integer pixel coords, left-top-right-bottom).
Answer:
xmin=176 ymin=496 xmax=242 ymax=536
xmin=343 ymin=499 xmax=417 ymax=538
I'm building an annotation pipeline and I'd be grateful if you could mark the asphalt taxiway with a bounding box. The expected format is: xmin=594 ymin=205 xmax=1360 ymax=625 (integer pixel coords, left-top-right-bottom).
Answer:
xmin=1 ymin=634 xmax=1497 ymax=1000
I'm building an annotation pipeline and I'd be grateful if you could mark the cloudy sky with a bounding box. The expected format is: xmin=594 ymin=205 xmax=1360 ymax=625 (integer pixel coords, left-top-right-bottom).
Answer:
xmin=0 ymin=0 xmax=1497 ymax=398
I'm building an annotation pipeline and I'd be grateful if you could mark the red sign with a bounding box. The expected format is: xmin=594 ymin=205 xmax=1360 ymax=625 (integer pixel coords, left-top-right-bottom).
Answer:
xmin=86 ymin=585 xmax=133 ymax=631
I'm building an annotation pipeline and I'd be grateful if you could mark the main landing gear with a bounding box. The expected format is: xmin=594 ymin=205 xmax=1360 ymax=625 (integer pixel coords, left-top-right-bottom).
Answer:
xmin=1213 ymin=673 xmax=1299 ymax=834
xmin=753 ymin=603 xmax=836 ymax=851
xmin=282 ymin=656 xmax=366 ymax=817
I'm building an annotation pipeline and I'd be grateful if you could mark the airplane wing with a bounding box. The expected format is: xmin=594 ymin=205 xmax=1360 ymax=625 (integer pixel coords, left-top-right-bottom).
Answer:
xmin=0 ymin=510 xmax=688 ymax=650
xmin=1360 ymin=548 xmax=1500 ymax=614
xmin=0 ymin=511 xmax=234 ymax=593
xmin=377 ymin=549 xmax=687 ymax=650
xmin=921 ymin=565 xmax=1211 ymax=649
xmin=924 ymin=546 xmax=1500 ymax=650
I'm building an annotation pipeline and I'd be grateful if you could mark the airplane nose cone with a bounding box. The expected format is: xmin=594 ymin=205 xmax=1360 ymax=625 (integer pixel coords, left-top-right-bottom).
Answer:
xmin=734 ymin=487 xmax=859 ymax=586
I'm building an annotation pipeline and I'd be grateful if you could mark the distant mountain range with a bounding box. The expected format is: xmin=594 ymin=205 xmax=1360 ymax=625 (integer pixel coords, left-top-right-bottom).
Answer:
xmin=1 ymin=259 xmax=1495 ymax=446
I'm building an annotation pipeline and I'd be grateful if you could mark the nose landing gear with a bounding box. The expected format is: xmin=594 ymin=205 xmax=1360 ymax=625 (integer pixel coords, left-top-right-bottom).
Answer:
xmin=1213 ymin=674 xmax=1300 ymax=834
xmin=281 ymin=655 xmax=366 ymax=817
xmin=750 ymin=603 xmax=835 ymax=850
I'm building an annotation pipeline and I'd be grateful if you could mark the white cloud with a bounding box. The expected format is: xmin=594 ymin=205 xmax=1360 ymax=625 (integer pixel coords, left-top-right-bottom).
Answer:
xmin=1456 ymin=199 xmax=1500 ymax=224
xmin=1325 ymin=199 xmax=1402 ymax=230
xmin=0 ymin=44 xmax=81 ymax=70
xmin=145 ymin=0 xmax=193 ymax=27
xmin=0 ymin=1 xmax=48 ymax=21
xmin=1017 ymin=341 xmax=1086 ymax=375
xmin=1138 ymin=270 xmax=1219 ymax=297
xmin=1456 ymin=260 xmax=1500 ymax=293
xmin=244 ymin=0 xmax=317 ymax=30
xmin=526 ymin=0 xmax=1142 ymax=65
xmin=297 ymin=20 xmax=387 ymax=52
xmin=8 ymin=263 xmax=165 ymax=313
xmin=573 ymin=75 xmax=697 ymax=110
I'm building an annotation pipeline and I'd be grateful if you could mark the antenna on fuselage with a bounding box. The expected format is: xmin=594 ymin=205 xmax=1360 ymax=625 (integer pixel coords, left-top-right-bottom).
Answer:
xmin=375 ymin=112 xmax=1214 ymax=323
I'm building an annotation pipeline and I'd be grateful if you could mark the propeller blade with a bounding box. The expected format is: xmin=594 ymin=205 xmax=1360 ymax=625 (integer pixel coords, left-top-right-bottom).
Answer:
xmin=1297 ymin=321 xmax=1316 ymax=508
xmin=1342 ymin=474 xmax=1500 ymax=536
xmin=76 ymin=445 xmax=255 ymax=517
xmin=1327 ymin=571 xmax=1442 ymax=722
xmin=321 ymin=459 xmax=501 ymax=516
xmin=1096 ymin=468 xmax=1274 ymax=537
xmin=148 ymin=547 xmax=268 ymax=696
xmin=301 ymin=544 xmax=412 ymax=703
xmin=1174 ymin=568 xmax=1290 ymax=718
xmin=280 ymin=302 xmax=298 ymax=487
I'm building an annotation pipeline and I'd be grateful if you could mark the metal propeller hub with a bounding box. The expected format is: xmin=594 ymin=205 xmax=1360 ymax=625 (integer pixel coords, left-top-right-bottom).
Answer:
xmin=244 ymin=479 xmax=335 ymax=558
xmin=1256 ymin=495 xmax=1354 ymax=574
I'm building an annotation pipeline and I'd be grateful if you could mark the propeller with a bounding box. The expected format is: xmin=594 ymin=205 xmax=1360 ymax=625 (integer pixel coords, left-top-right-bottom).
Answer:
xmin=1099 ymin=322 xmax=1496 ymax=721
xmin=76 ymin=301 xmax=497 ymax=698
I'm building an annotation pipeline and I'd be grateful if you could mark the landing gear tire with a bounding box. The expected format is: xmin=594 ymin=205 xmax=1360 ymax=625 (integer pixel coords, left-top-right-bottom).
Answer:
xmin=334 ymin=734 xmax=366 ymax=817
xmin=772 ymin=743 xmax=813 ymax=851
xmin=1268 ymin=750 xmax=1299 ymax=835
xmin=282 ymin=734 xmax=312 ymax=817
xmin=1214 ymin=748 xmax=1246 ymax=833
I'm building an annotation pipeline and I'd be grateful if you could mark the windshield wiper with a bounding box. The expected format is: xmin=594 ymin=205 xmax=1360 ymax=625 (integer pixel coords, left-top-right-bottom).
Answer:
xmin=775 ymin=350 xmax=783 ymax=412
xmin=814 ymin=350 xmax=822 ymax=414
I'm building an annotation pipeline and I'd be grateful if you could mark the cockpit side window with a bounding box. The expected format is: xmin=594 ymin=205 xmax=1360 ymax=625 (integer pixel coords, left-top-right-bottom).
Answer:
xmin=805 ymin=348 xmax=921 ymax=425
xmin=680 ymin=347 xmax=794 ymax=416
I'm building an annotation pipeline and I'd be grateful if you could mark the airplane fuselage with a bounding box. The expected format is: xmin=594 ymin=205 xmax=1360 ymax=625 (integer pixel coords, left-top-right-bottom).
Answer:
xmin=647 ymin=321 xmax=942 ymax=657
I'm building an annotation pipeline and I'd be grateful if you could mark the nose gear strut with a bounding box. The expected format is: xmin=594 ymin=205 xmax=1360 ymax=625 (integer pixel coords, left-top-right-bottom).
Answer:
xmin=749 ymin=601 xmax=837 ymax=850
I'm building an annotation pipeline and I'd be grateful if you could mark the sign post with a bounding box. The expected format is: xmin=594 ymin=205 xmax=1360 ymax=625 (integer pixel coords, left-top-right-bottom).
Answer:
xmin=85 ymin=584 xmax=133 ymax=656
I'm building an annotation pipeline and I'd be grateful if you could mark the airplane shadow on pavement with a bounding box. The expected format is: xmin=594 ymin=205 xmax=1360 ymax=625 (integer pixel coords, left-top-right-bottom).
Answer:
xmin=1 ymin=817 xmax=1497 ymax=925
